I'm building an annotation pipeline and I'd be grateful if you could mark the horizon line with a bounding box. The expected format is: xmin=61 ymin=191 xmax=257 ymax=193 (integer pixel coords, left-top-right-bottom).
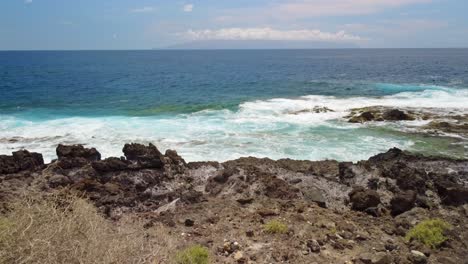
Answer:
xmin=1 ymin=47 xmax=468 ymax=52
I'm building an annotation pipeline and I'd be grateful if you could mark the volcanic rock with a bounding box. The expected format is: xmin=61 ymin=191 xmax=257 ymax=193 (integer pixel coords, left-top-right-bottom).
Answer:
xmin=349 ymin=187 xmax=381 ymax=212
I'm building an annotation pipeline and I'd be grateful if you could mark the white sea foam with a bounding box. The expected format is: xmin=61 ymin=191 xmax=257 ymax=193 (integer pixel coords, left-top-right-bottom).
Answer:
xmin=1 ymin=87 xmax=467 ymax=162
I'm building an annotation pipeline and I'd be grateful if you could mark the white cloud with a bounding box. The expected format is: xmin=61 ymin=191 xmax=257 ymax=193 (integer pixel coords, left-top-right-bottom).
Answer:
xmin=183 ymin=27 xmax=363 ymax=42
xmin=131 ymin=7 xmax=155 ymax=13
xmin=24 ymin=0 xmax=33 ymax=4
xmin=183 ymin=4 xmax=194 ymax=12
xmin=272 ymin=0 xmax=432 ymax=17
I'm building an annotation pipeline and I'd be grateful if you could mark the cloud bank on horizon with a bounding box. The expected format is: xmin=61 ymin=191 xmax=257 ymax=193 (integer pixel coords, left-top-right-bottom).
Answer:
xmin=0 ymin=0 xmax=467 ymax=49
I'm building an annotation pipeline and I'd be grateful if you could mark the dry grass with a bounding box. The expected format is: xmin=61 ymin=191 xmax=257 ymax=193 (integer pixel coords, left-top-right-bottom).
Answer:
xmin=0 ymin=191 xmax=172 ymax=264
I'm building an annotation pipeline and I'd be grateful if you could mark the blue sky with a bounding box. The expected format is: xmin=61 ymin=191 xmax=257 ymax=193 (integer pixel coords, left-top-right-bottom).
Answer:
xmin=1 ymin=0 xmax=467 ymax=50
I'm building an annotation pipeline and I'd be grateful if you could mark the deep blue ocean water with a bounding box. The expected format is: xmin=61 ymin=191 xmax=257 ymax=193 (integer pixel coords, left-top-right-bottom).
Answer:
xmin=1 ymin=49 xmax=467 ymax=161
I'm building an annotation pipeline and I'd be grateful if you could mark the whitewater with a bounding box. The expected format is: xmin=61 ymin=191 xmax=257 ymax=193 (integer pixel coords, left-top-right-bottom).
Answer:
xmin=1 ymin=85 xmax=467 ymax=162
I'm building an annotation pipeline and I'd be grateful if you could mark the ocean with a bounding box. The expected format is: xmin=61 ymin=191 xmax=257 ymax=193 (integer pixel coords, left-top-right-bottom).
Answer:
xmin=1 ymin=49 xmax=467 ymax=162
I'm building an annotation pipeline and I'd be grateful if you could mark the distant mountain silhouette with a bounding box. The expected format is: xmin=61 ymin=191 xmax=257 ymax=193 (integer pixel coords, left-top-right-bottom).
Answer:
xmin=162 ymin=40 xmax=359 ymax=49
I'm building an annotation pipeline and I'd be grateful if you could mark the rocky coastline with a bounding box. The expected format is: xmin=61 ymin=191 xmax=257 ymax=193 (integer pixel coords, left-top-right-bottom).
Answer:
xmin=1 ymin=143 xmax=467 ymax=263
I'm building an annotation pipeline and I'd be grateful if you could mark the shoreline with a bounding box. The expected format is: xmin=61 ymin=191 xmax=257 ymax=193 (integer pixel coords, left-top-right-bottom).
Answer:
xmin=1 ymin=143 xmax=467 ymax=263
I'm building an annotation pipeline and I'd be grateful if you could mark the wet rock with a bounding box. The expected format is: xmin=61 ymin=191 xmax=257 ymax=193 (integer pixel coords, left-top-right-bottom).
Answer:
xmin=349 ymin=111 xmax=376 ymax=123
xmin=56 ymin=144 xmax=101 ymax=161
xmin=0 ymin=150 xmax=44 ymax=174
xmin=390 ymin=190 xmax=417 ymax=216
xmin=349 ymin=187 xmax=381 ymax=212
xmin=383 ymin=109 xmax=414 ymax=121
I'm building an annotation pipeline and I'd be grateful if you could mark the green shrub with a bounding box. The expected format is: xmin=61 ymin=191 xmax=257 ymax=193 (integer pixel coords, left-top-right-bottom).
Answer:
xmin=175 ymin=245 xmax=210 ymax=264
xmin=405 ymin=219 xmax=452 ymax=248
xmin=264 ymin=220 xmax=288 ymax=234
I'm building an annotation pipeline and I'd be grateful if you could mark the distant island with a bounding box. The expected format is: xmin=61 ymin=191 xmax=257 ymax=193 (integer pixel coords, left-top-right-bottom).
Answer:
xmin=161 ymin=40 xmax=359 ymax=49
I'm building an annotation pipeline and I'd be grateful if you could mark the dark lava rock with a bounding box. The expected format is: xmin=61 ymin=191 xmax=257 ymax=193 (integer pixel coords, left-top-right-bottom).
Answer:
xmin=184 ymin=219 xmax=195 ymax=227
xmin=383 ymin=109 xmax=414 ymax=121
xmin=368 ymin=148 xmax=404 ymax=163
xmin=349 ymin=111 xmax=376 ymax=123
xmin=92 ymin=157 xmax=129 ymax=173
xmin=339 ymin=162 xmax=355 ymax=184
xmin=123 ymin=143 xmax=162 ymax=160
xmin=435 ymin=177 xmax=468 ymax=206
xmin=383 ymin=162 xmax=427 ymax=193
xmin=0 ymin=150 xmax=44 ymax=174
xmin=122 ymin=143 xmax=164 ymax=169
xmin=165 ymin=149 xmax=186 ymax=166
xmin=237 ymin=197 xmax=254 ymax=205
xmin=349 ymin=187 xmax=381 ymax=212
xmin=390 ymin=190 xmax=417 ymax=216
xmin=56 ymin=144 xmax=101 ymax=161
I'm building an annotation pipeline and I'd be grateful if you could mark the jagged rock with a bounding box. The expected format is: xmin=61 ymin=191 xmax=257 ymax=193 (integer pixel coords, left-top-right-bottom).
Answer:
xmin=164 ymin=149 xmax=186 ymax=166
xmin=92 ymin=157 xmax=129 ymax=173
xmin=391 ymin=190 xmax=417 ymax=216
xmin=303 ymin=187 xmax=327 ymax=208
xmin=56 ymin=144 xmax=101 ymax=161
xmin=383 ymin=109 xmax=414 ymax=121
xmin=434 ymin=177 xmax=468 ymax=206
xmin=349 ymin=187 xmax=381 ymax=212
xmin=0 ymin=150 xmax=44 ymax=174
xmin=306 ymin=239 xmax=321 ymax=253
xmin=339 ymin=162 xmax=355 ymax=185
xmin=349 ymin=111 xmax=376 ymax=123
xmin=122 ymin=143 xmax=164 ymax=169
xmin=383 ymin=162 xmax=427 ymax=193
xmin=367 ymin=148 xmax=404 ymax=163
xmin=123 ymin=143 xmax=161 ymax=160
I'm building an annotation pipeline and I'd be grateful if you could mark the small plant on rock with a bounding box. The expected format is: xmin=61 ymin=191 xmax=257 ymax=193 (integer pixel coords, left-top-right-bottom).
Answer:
xmin=264 ymin=219 xmax=288 ymax=234
xmin=405 ymin=219 xmax=452 ymax=248
xmin=175 ymin=245 xmax=210 ymax=264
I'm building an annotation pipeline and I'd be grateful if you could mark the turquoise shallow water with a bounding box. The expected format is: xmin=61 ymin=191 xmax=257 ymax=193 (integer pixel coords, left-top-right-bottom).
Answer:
xmin=1 ymin=49 xmax=467 ymax=161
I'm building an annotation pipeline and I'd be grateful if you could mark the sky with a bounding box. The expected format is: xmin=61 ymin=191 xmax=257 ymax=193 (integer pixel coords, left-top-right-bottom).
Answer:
xmin=0 ymin=0 xmax=467 ymax=50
